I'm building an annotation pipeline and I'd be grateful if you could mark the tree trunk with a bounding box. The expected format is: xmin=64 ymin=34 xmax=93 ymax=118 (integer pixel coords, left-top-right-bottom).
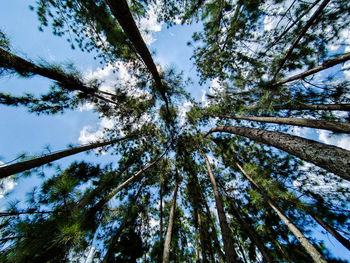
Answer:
xmin=217 ymin=115 xmax=350 ymax=134
xmin=235 ymin=162 xmax=327 ymax=263
xmin=203 ymin=196 xmax=226 ymax=263
xmin=310 ymin=212 xmax=350 ymax=251
xmin=203 ymin=153 xmax=240 ymax=263
xmin=105 ymin=0 xmax=168 ymax=108
xmin=160 ymin=180 xmax=164 ymax=247
xmin=102 ymin=180 xmax=146 ymax=263
xmin=273 ymin=0 xmax=331 ymax=78
xmin=75 ymin=164 xmax=131 ymax=210
xmin=227 ymin=198 xmax=275 ymax=263
xmin=0 ymin=48 xmax=119 ymax=105
xmin=273 ymin=52 xmax=350 ymax=86
xmin=206 ymin=126 xmax=350 ymax=181
xmin=275 ymin=103 xmax=350 ymax=111
xmin=0 ymin=135 xmax=133 ymax=178
xmin=162 ymin=181 xmax=179 ymax=263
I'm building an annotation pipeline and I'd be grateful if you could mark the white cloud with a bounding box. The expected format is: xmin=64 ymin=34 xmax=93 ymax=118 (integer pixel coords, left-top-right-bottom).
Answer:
xmin=178 ymin=100 xmax=193 ymax=126
xmin=317 ymin=130 xmax=350 ymax=151
xmin=0 ymin=161 xmax=17 ymax=199
xmin=136 ymin=1 xmax=163 ymax=45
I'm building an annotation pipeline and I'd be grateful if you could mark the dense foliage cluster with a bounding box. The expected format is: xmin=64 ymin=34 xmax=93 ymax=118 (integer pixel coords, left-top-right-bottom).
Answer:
xmin=0 ymin=0 xmax=350 ymax=262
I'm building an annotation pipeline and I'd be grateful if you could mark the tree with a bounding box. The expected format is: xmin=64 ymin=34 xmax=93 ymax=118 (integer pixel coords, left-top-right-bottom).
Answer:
xmin=1 ymin=0 xmax=350 ymax=262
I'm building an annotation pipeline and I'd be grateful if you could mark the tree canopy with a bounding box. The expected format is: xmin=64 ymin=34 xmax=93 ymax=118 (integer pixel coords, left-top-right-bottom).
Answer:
xmin=0 ymin=0 xmax=350 ymax=262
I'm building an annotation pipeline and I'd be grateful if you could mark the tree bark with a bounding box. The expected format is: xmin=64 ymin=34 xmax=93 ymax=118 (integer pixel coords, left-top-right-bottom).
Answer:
xmin=0 ymin=48 xmax=119 ymax=105
xmin=310 ymin=212 xmax=350 ymax=251
xmin=228 ymin=199 xmax=275 ymax=263
xmin=105 ymin=0 xmax=168 ymax=108
xmin=102 ymin=180 xmax=146 ymax=263
xmin=275 ymin=103 xmax=350 ymax=111
xmin=162 ymin=180 xmax=179 ymax=263
xmin=160 ymin=180 xmax=164 ymax=249
xmin=206 ymin=126 xmax=350 ymax=181
xmin=75 ymin=164 xmax=131 ymax=210
xmin=273 ymin=52 xmax=350 ymax=86
xmin=217 ymin=115 xmax=350 ymax=134
xmin=235 ymin=162 xmax=327 ymax=263
xmin=0 ymin=135 xmax=133 ymax=178
xmin=203 ymin=153 xmax=240 ymax=263
xmin=273 ymin=0 xmax=331 ymax=78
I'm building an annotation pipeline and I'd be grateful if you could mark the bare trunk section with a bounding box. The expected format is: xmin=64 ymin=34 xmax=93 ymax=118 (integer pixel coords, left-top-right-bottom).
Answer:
xmin=206 ymin=126 xmax=350 ymax=181
xmin=217 ymin=115 xmax=350 ymax=134
xmin=275 ymin=103 xmax=350 ymax=111
xmin=273 ymin=0 xmax=331 ymax=78
xmin=0 ymin=135 xmax=133 ymax=178
xmin=228 ymin=198 xmax=275 ymax=263
xmin=106 ymin=0 xmax=168 ymax=108
xmin=83 ymin=149 xmax=167 ymax=218
xmin=102 ymin=180 xmax=146 ymax=263
xmin=203 ymin=196 xmax=226 ymax=263
xmin=162 ymin=181 xmax=179 ymax=263
xmin=0 ymin=48 xmax=120 ymax=105
xmin=203 ymin=153 xmax=240 ymax=263
xmin=75 ymin=164 xmax=131 ymax=210
xmin=160 ymin=180 xmax=164 ymax=248
xmin=310 ymin=212 xmax=350 ymax=251
xmin=236 ymin=162 xmax=327 ymax=263
xmin=274 ymin=52 xmax=350 ymax=86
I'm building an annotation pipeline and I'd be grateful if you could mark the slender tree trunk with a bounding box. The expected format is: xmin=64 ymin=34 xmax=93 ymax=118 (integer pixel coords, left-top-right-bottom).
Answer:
xmin=273 ymin=52 xmax=350 ymax=86
xmin=275 ymin=103 xmax=350 ymax=111
xmin=105 ymin=0 xmax=168 ymax=107
xmin=160 ymin=180 xmax=164 ymax=251
xmin=268 ymin=0 xmax=321 ymax=49
xmin=203 ymin=153 xmax=240 ymax=263
xmin=162 ymin=181 xmax=179 ymax=263
xmin=0 ymin=210 xmax=55 ymax=217
xmin=75 ymin=164 xmax=131 ymax=210
xmin=0 ymin=135 xmax=133 ymax=178
xmin=195 ymin=236 xmax=200 ymax=263
xmin=273 ymin=0 xmax=331 ymax=78
xmin=310 ymin=212 xmax=350 ymax=251
xmin=216 ymin=115 xmax=350 ymax=134
xmin=102 ymin=180 xmax=146 ymax=263
xmin=203 ymin=197 xmax=226 ymax=263
xmin=95 ymin=150 xmax=167 ymax=212
xmin=227 ymin=198 xmax=275 ymax=263
xmin=0 ymin=48 xmax=119 ymax=105
xmin=273 ymin=239 xmax=292 ymax=263
xmin=206 ymin=126 xmax=350 ymax=181
xmin=235 ymin=162 xmax=327 ymax=263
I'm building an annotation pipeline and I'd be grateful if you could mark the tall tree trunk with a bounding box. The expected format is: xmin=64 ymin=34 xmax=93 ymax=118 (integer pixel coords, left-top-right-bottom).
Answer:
xmin=197 ymin=211 xmax=211 ymax=263
xmin=206 ymin=126 xmax=350 ymax=181
xmin=0 ymin=135 xmax=133 ymax=178
xmin=275 ymin=103 xmax=350 ymax=111
xmin=203 ymin=196 xmax=226 ymax=263
xmin=75 ymin=164 xmax=131 ymax=210
xmin=95 ymin=150 xmax=168 ymax=212
xmin=0 ymin=48 xmax=118 ymax=105
xmin=160 ymin=180 xmax=164 ymax=249
xmin=203 ymin=153 xmax=240 ymax=263
xmin=216 ymin=115 xmax=350 ymax=134
xmin=273 ymin=52 xmax=350 ymax=86
xmin=236 ymin=162 xmax=327 ymax=263
xmin=309 ymin=212 xmax=350 ymax=251
xmin=227 ymin=197 xmax=275 ymax=263
xmin=102 ymin=180 xmax=146 ymax=263
xmin=272 ymin=0 xmax=331 ymax=78
xmin=105 ymin=0 xmax=168 ymax=108
xmin=162 ymin=181 xmax=179 ymax=263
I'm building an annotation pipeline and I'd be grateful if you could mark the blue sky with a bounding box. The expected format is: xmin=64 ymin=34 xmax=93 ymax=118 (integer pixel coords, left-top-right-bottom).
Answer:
xmin=0 ymin=0 xmax=349 ymax=261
